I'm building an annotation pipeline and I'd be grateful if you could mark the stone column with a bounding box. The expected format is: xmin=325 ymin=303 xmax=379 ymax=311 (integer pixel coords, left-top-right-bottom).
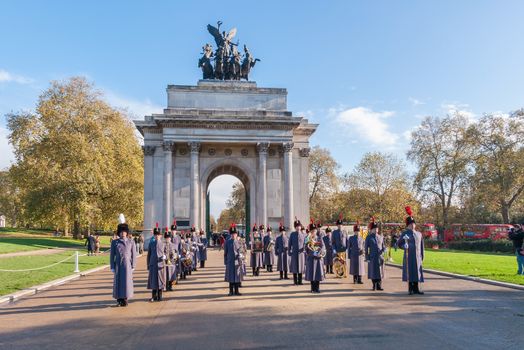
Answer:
xmin=283 ymin=142 xmax=294 ymax=231
xmin=299 ymin=147 xmax=311 ymax=225
xmin=142 ymin=145 xmax=156 ymax=232
xmin=257 ymin=142 xmax=269 ymax=227
xmin=189 ymin=141 xmax=201 ymax=228
xmin=163 ymin=141 xmax=175 ymax=228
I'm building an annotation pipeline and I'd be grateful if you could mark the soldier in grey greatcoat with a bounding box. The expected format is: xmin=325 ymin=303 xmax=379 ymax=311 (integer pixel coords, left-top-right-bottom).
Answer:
xmin=275 ymin=224 xmax=290 ymax=280
xmin=305 ymin=223 xmax=326 ymax=293
xmin=190 ymin=227 xmax=199 ymax=272
xmin=224 ymin=224 xmax=243 ymax=296
xmin=250 ymin=224 xmax=264 ymax=276
xmin=171 ymin=223 xmax=181 ymax=282
xmin=147 ymin=227 xmax=166 ymax=302
xmin=288 ymin=219 xmax=306 ymax=285
xmin=398 ymin=206 xmax=425 ymax=295
xmin=164 ymin=230 xmax=178 ymax=291
xmin=322 ymin=227 xmax=334 ymax=274
xmin=348 ymin=223 xmax=365 ymax=284
xmin=364 ymin=218 xmax=385 ymax=291
xmin=332 ymin=216 xmax=347 ymax=254
xmin=198 ymin=230 xmax=208 ymax=268
xmin=110 ymin=218 xmax=136 ymax=307
xmin=263 ymin=227 xmax=275 ymax=272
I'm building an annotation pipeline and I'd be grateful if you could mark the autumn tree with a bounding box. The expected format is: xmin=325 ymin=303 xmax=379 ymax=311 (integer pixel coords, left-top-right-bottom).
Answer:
xmin=407 ymin=114 xmax=475 ymax=228
xmin=7 ymin=77 xmax=143 ymax=236
xmin=0 ymin=171 xmax=23 ymax=227
xmin=309 ymin=146 xmax=340 ymax=222
xmin=217 ymin=181 xmax=246 ymax=231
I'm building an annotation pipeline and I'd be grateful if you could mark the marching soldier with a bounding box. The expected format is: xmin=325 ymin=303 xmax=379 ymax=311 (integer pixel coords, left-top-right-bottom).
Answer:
xmin=110 ymin=214 xmax=136 ymax=307
xmin=364 ymin=217 xmax=385 ymax=291
xmin=275 ymin=223 xmax=290 ymax=280
xmin=348 ymin=222 xmax=365 ymax=284
xmin=190 ymin=226 xmax=199 ymax=271
xmin=332 ymin=214 xmax=348 ymax=278
xmin=398 ymin=206 xmax=425 ymax=295
xmin=322 ymin=226 xmax=334 ymax=274
xmin=250 ymin=224 xmax=264 ymax=276
xmin=171 ymin=221 xmax=181 ymax=283
xmin=305 ymin=222 xmax=326 ymax=293
xmin=198 ymin=230 xmax=208 ymax=268
xmin=147 ymin=224 xmax=166 ymax=301
xmin=180 ymin=233 xmax=192 ymax=279
xmin=164 ymin=228 xmax=178 ymax=291
xmin=263 ymin=226 xmax=275 ymax=272
xmin=288 ymin=218 xmax=306 ymax=285
xmin=224 ymin=224 xmax=243 ymax=296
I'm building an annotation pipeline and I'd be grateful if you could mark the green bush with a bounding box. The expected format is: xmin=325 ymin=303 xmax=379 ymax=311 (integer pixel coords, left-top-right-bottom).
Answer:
xmin=445 ymin=239 xmax=514 ymax=253
xmin=424 ymin=239 xmax=444 ymax=249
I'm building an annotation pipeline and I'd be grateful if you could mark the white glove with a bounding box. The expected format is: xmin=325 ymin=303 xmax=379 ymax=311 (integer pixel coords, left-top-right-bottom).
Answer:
xmin=162 ymin=255 xmax=166 ymax=260
xmin=404 ymin=244 xmax=409 ymax=249
xmin=132 ymin=268 xmax=135 ymax=271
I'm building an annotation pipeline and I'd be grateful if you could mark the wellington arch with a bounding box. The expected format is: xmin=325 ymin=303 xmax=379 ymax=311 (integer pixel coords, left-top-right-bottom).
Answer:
xmin=135 ymin=80 xmax=317 ymax=242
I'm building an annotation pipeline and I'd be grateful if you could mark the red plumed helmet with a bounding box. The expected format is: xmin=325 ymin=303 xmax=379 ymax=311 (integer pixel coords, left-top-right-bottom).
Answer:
xmin=405 ymin=206 xmax=413 ymax=216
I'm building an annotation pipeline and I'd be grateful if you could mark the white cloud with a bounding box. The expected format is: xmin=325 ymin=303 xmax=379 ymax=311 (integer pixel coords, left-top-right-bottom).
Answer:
xmin=0 ymin=69 xmax=33 ymax=84
xmin=441 ymin=102 xmax=476 ymax=122
xmin=408 ymin=97 xmax=425 ymax=106
xmin=0 ymin=126 xmax=15 ymax=170
xmin=103 ymin=90 xmax=163 ymax=119
xmin=335 ymin=107 xmax=399 ymax=146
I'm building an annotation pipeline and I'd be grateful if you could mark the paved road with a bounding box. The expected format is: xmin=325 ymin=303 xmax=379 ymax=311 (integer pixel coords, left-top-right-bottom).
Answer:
xmin=1 ymin=249 xmax=523 ymax=350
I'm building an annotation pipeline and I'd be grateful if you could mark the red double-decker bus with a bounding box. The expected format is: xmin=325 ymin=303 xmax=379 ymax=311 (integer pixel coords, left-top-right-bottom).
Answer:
xmin=443 ymin=224 xmax=512 ymax=242
xmin=378 ymin=222 xmax=437 ymax=239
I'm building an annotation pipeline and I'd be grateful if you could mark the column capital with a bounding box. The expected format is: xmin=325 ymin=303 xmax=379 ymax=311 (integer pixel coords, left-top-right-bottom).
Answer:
xmin=188 ymin=141 xmax=201 ymax=153
xmin=299 ymin=147 xmax=311 ymax=157
xmin=163 ymin=141 xmax=176 ymax=152
xmin=142 ymin=145 xmax=156 ymax=156
xmin=256 ymin=142 xmax=270 ymax=154
xmin=282 ymin=142 xmax=294 ymax=153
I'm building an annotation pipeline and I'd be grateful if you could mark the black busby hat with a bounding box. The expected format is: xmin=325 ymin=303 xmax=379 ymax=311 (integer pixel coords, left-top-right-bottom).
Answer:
xmin=293 ymin=217 xmax=302 ymax=228
xmin=353 ymin=221 xmax=360 ymax=232
xmin=117 ymin=223 xmax=129 ymax=235
xmin=153 ymin=222 xmax=161 ymax=235
xmin=267 ymin=226 xmax=272 ymax=232
xmin=325 ymin=226 xmax=332 ymax=233
xmin=308 ymin=219 xmax=317 ymax=231
xmin=171 ymin=219 xmax=177 ymax=231
xmin=164 ymin=228 xmax=172 ymax=239
xmin=336 ymin=213 xmax=343 ymax=226
xmin=279 ymin=222 xmax=286 ymax=232
xmin=405 ymin=206 xmax=416 ymax=226
xmin=259 ymin=224 xmax=265 ymax=231
xmin=252 ymin=223 xmax=258 ymax=232
xmin=229 ymin=223 xmax=238 ymax=234
xmin=190 ymin=225 xmax=196 ymax=232
xmin=368 ymin=217 xmax=378 ymax=230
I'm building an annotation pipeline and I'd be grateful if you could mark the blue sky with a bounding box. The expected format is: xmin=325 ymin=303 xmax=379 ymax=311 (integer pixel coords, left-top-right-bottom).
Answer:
xmin=1 ymin=0 xmax=524 ymax=218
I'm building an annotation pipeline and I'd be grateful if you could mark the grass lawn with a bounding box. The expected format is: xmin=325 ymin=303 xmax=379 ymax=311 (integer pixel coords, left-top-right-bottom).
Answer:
xmin=0 ymin=232 xmax=112 ymax=254
xmin=388 ymin=248 xmax=524 ymax=286
xmin=0 ymin=251 xmax=110 ymax=296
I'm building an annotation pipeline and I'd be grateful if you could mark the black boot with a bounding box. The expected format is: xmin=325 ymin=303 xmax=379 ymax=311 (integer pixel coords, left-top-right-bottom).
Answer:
xmin=270 ymin=265 xmax=273 ymax=272
xmin=234 ymin=283 xmax=242 ymax=296
xmin=316 ymin=281 xmax=321 ymax=293
xmin=200 ymin=261 xmax=204 ymax=268
xmin=252 ymin=267 xmax=256 ymax=276
xmin=284 ymin=271 xmax=289 ymax=279
xmin=414 ymin=282 xmax=424 ymax=295
xmin=372 ymin=280 xmax=376 ymax=291
xmin=310 ymin=281 xmax=315 ymax=293
xmin=228 ymin=283 xmax=234 ymax=296
xmin=298 ymin=273 xmax=303 ymax=285
xmin=330 ymin=265 xmax=333 ymax=274
xmin=376 ymin=280 xmax=384 ymax=291
xmin=151 ymin=290 xmax=157 ymax=302
xmin=408 ymin=282 xmax=414 ymax=295
xmin=122 ymin=298 xmax=128 ymax=307
xmin=256 ymin=267 xmax=260 ymax=276
xmin=280 ymin=271 xmax=284 ymax=280
xmin=293 ymin=273 xmax=298 ymax=285
xmin=357 ymin=275 xmax=363 ymax=284
xmin=157 ymin=289 xmax=163 ymax=301
xmin=353 ymin=275 xmax=357 ymax=284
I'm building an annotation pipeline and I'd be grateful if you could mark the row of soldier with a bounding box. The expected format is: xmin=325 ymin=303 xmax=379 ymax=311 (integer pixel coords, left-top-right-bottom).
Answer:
xmin=224 ymin=206 xmax=425 ymax=295
xmin=110 ymin=217 xmax=208 ymax=307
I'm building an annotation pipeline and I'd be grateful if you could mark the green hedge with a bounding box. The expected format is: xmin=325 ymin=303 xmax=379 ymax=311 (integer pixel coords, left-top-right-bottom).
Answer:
xmin=444 ymin=239 xmax=514 ymax=253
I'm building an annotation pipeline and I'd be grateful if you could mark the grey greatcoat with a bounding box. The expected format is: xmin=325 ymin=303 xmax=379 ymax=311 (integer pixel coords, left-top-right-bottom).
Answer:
xmin=164 ymin=240 xmax=178 ymax=282
xmin=110 ymin=238 xmax=136 ymax=299
xmin=275 ymin=233 xmax=289 ymax=272
xmin=198 ymin=236 xmax=208 ymax=261
xmin=224 ymin=237 xmax=243 ymax=283
xmin=263 ymin=234 xmax=275 ymax=265
xmin=332 ymin=229 xmax=347 ymax=253
xmin=305 ymin=235 xmax=326 ymax=282
xmin=364 ymin=233 xmax=385 ymax=280
xmin=147 ymin=238 xmax=166 ymax=290
xmin=172 ymin=234 xmax=182 ymax=276
xmin=322 ymin=234 xmax=334 ymax=266
xmin=288 ymin=231 xmax=306 ymax=274
xmin=398 ymin=229 xmax=424 ymax=282
xmin=250 ymin=233 xmax=264 ymax=268
xmin=348 ymin=234 xmax=366 ymax=276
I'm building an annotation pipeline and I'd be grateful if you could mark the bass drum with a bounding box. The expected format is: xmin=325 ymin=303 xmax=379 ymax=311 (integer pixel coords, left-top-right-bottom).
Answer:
xmin=333 ymin=253 xmax=347 ymax=278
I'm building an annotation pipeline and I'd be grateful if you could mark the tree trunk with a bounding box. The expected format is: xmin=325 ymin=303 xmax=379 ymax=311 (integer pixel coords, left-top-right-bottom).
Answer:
xmin=500 ymin=203 xmax=510 ymax=224
xmin=73 ymin=219 xmax=81 ymax=239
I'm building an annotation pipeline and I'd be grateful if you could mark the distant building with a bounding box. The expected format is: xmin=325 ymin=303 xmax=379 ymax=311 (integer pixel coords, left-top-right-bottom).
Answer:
xmin=0 ymin=215 xmax=6 ymax=228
